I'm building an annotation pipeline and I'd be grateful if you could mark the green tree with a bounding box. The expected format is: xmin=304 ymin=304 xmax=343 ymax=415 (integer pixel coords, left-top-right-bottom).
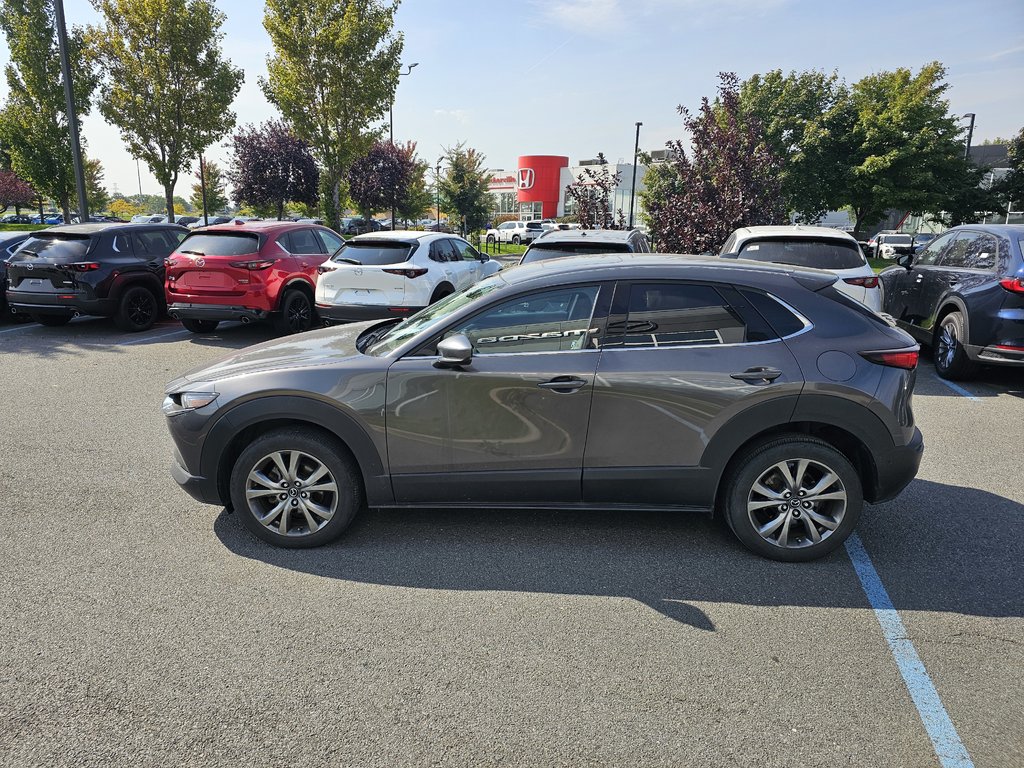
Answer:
xmin=437 ymin=143 xmax=491 ymax=234
xmin=737 ymin=69 xmax=855 ymax=222
xmin=844 ymin=62 xmax=966 ymax=236
xmin=261 ymin=0 xmax=403 ymax=230
xmin=90 ymin=0 xmax=243 ymax=222
xmin=993 ymin=127 xmax=1024 ymax=213
xmin=72 ymin=156 xmax=108 ymax=213
xmin=0 ymin=0 xmax=98 ymax=220
xmin=190 ymin=160 xmax=229 ymax=214
xmin=397 ymin=154 xmax=432 ymax=225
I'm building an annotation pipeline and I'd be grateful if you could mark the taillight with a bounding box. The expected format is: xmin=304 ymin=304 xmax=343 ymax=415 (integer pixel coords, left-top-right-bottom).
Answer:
xmin=317 ymin=265 xmax=336 ymax=275
xmin=66 ymin=262 xmax=100 ymax=272
xmin=999 ymin=277 xmax=1024 ymax=294
xmin=844 ymin=276 xmax=879 ymax=288
xmin=382 ymin=267 xmax=428 ymax=278
xmin=229 ymin=259 xmax=276 ymax=270
xmin=859 ymin=347 xmax=920 ymax=369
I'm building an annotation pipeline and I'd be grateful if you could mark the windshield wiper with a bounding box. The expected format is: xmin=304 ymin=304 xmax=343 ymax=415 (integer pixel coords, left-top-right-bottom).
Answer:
xmin=18 ymin=250 xmax=37 ymax=258
xmin=334 ymin=256 xmax=361 ymax=265
xmin=180 ymin=249 xmax=205 ymax=256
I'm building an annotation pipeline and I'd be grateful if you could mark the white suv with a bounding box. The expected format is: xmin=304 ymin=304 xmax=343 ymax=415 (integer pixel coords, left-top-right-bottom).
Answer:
xmin=721 ymin=225 xmax=882 ymax=311
xmin=485 ymin=220 xmax=541 ymax=245
xmin=315 ymin=231 xmax=501 ymax=324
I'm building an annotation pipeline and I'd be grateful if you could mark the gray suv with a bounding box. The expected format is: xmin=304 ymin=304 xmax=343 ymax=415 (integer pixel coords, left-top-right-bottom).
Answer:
xmin=164 ymin=255 xmax=923 ymax=561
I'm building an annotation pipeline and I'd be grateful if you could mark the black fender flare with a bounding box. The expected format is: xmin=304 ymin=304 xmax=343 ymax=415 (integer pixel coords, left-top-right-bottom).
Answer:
xmin=110 ymin=272 xmax=165 ymax=305
xmin=200 ymin=394 xmax=392 ymax=507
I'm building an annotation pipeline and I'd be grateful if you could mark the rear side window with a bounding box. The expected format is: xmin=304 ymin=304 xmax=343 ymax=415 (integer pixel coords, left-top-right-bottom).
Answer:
xmin=176 ymin=233 xmax=260 ymax=256
xmin=283 ymin=229 xmax=324 ymax=255
xmin=605 ymin=282 xmax=747 ymax=348
xmin=16 ymin=235 xmax=91 ymax=261
xmin=132 ymin=230 xmax=179 ymax=258
xmin=738 ymin=288 xmax=806 ymax=338
xmin=521 ymin=243 xmax=631 ymax=264
xmin=738 ymin=239 xmax=865 ymax=270
xmin=335 ymin=241 xmax=413 ymax=266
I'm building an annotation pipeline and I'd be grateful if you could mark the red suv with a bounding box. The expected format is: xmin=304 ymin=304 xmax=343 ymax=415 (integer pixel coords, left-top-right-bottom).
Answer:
xmin=165 ymin=221 xmax=342 ymax=334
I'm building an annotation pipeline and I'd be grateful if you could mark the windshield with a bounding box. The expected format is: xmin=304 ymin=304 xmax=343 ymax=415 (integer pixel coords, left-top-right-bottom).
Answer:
xmin=521 ymin=243 xmax=631 ymax=264
xmin=175 ymin=232 xmax=259 ymax=256
xmin=738 ymin=238 xmax=865 ymax=269
xmin=334 ymin=241 xmax=415 ymax=265
xmin=366 ymin=279 xmax=504 ymax=356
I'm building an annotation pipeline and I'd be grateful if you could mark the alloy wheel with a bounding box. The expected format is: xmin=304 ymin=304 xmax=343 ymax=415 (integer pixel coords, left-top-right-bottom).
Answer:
xmin=286 ymin=295 xmax=311 ymax=333
xmin=937 ymin=323 xmax=957 ymax=370
xmin=746 ymin=458 xmax=847 ymax=549
xmin=127 ymin=292 xmax=155 ymax=327
xmin=244 ymin=450 xmax=339 ymax=537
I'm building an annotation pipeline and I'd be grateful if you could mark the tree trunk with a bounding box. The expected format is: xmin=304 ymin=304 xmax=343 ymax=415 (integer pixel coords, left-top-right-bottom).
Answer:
xmin=59 ymin=196 xmax=71 ymax=223
xmin=165 ymin=185 xmax=176 ymax=224
xmin=277 ymin=199 xmax=284 ymax=221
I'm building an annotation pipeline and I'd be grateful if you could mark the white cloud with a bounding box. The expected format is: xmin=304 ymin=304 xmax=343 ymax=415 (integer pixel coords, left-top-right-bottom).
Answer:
xmin=433 ymin=109 xmax=471 ymax=124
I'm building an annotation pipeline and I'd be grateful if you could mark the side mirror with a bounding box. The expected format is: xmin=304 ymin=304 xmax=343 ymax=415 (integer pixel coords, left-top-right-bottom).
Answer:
xmin=896 ymin=253 xmax=913 ymax=269
xmin=434 ymin=333 xmax=473 ymax=368
xmin=479 ymin=253 xmax=489 ymax=262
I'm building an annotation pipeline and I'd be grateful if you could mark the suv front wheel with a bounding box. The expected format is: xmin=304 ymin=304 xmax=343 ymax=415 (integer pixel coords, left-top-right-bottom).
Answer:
xmin=722 ymin=436 xmax=862 ymax=562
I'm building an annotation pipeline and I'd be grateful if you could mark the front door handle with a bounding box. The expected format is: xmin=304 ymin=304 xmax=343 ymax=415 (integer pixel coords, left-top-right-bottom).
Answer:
xmin=537 ymin=376 xmax=588 ymax=393
xmin=730 ymin=367 xmax=783 ymax=383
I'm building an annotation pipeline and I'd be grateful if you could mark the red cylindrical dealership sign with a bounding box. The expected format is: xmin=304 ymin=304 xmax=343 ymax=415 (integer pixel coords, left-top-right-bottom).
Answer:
xmin=517 ymin=155 xmax=568 ymax=218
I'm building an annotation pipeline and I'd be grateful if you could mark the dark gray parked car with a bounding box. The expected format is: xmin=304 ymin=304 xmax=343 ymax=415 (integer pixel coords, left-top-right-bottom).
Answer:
xmin=164 ymin=255 xmax=923 ymax=561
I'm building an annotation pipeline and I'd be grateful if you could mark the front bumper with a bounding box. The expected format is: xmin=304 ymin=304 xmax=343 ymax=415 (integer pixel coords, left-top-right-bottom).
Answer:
xmin=6 ymin=290 xmax=112 ymax=317
xmin=317 ymin=302 xmax=425 ymax=324
xmin=170 ymin=458 xmax=221 ymax=505
xmin=168 ymin=302 xmax=269 ymax=324
xmin=870 ymin=427 xmax=924 ymax=503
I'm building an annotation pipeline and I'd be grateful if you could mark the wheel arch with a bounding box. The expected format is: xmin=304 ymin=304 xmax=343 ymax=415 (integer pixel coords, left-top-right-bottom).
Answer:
xmin=431 ymin=281 xmax=455 ymax=301
xmin=110 ymin=273 xmax=165 ymax=306
xmin=201 ymin=395 xmax=392 ymax=510
xmin=277 ymin=277 xmax=315 ymax=310
xmin=933 ymin=296 xmax=970 ymax=344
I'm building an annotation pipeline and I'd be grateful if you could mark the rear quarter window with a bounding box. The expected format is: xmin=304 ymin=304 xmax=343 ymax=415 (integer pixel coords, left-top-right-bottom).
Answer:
xmin=739 ymin=239 xmax=865 ymax=270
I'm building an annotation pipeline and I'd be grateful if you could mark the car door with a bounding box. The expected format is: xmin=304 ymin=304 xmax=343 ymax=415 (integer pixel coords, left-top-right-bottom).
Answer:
xmin=904 ymin=232 xmax=978 ymax=333
xmin=582 ymin=281 xmax=805 ymax=507
xmin=450 ymin=238 xmax=484 ymax=287
xmin=884 ymin=231 xmax=956 ymax=325
xmin=384 ymin=283 xmax=610 ymax=505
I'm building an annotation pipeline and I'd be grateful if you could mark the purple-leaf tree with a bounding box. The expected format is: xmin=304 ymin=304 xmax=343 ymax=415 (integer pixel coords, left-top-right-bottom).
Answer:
xmin=564 ymin=153 xmax=621 ymax=228
xmin=647 ymin=72 xmax=785 ymax=253
xmin=347 ymin=141 xmax=417 ymax=221
xmin=0 ymin=169 xmax=36 ymax=213
xmin=227 ymin=120 xmax=319 ymax=220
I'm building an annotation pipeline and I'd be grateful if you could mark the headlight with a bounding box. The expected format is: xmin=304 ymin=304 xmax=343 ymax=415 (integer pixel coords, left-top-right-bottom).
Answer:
xmin=162 ymin=391 xmax=218 ymax=416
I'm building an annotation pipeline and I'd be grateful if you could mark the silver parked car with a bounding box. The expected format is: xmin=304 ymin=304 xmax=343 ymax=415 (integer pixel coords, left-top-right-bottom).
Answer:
xmin=164 ymin=254 xmax=923 ymax=561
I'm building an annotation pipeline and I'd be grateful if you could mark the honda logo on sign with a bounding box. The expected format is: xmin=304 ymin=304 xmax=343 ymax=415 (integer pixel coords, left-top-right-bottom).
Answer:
xmin=517 ymin=168 xmax=535 ymax=190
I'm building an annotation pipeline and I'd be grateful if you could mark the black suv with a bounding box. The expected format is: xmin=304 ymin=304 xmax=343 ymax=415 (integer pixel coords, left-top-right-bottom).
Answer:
xmin=878 ymin=224 xmax=1024 ymax=379
xmin=164 ymin=254 xmax=923 ymax=562
xmin=5 ymin=223 xmax=187 ymax=331
xmin=520 ymin=228 xmax=651 ymax=265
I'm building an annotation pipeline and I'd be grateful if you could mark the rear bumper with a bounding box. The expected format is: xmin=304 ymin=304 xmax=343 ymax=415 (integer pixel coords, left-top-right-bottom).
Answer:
xmin=316 ymin=303 xmax=425 ymax=324
xmin=6 ymin=290 xmax=112 ymax=317
xmin=168 ymin=302 xmax=269 ymax=323
xmin=969 ymin=344 xmax=1024 ymax=366
xmin=870 ymin=427 xmax=924 ymax=503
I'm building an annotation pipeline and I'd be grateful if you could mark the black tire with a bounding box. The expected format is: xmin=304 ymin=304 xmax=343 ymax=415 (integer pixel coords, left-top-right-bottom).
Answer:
xmin=181 ymin=318 xmax=220 ymax=334
xmin=31 ymin=314 xmax=73 ymax=327
xmin=273 ymin=289 xmax=313 ymax=335
xmin=114 ymin=285 xmax=159 ymax=332
xmin=722 ymin=435 xmax=862 ymax=562
xmin=933 ymin=311 xmax=977 ymax=381
xmin=430 ymin=284 xmax=453 ymax=304
xmin=229 ymin=428 xmax=362 ymax=548
xmin=512 ymin=234 xmax=521 ymax=245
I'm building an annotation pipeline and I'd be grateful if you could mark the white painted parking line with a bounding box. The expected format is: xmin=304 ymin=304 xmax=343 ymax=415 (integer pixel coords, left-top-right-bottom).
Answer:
xmin=118 ymin=328 xmax=191 ymax=346
xmin=845 ymin=534 xmax=974 ymax=768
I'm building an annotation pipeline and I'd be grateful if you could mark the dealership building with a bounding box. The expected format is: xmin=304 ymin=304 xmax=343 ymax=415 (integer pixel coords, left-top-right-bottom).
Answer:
xmin=486 ymin=154 xmax=657 ymax=223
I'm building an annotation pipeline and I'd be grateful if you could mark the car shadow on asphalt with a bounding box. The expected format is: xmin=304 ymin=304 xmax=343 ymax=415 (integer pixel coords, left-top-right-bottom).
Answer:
xmin=213 ymin=479 xmax=1024 ymax=631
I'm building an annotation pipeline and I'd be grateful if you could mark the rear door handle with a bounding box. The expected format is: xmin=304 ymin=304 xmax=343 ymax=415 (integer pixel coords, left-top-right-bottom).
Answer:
xmin=730 ymin=367 xmax=783 ymax=383
xmin=537 ymin=376 xmax=588 ymax=393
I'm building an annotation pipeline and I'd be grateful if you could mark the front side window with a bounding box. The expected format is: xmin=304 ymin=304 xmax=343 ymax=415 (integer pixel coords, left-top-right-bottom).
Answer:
xmin=605 ymin=282 xmax=747 ymax=348
xmin=452 ymin=239 xmax=481 ymax=261
xmin=285 ymin=229 xmax=324 ymax=255
xmin=444 ymin=286 xmax=601 ymax=355
xmin=914 ymin=232 xmax=956 ymax=266
xmin=317 ymin=229 xmax=344 ymax=254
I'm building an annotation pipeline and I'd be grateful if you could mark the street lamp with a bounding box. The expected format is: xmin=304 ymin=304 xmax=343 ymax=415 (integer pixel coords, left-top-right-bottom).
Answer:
xmin=435 ymin=157 xmax=443 ymax=231
xmin=54 ymin=0 xmax=88 ymax=222
xmin=961 ymin=113 xmax=976 ymax=161
xmin=628 ymin=121 xmax=642 ymax=229
xmin=390 ymin=62 xmax=418 ymax=229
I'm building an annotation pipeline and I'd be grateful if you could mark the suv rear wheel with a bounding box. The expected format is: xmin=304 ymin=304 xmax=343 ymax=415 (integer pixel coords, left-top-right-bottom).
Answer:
xmin=115 ymin=285 xmax=159 ymax=332
xmin=722 ymin=435 xmax=862 ymax=562
xmin=934 ymin=311 xmax=977 ymax=380
xmin=182 ymin=319 xmax=220 ymax=334
xmin=273 ymin=289 xmax=313 ymax=335
xmin=229 ymin=428 xmax=362 ymax=548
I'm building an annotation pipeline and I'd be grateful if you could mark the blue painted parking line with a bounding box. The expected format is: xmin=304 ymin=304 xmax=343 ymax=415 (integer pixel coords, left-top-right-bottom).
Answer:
xmin=934 ymin=377 xmax=981 ymax=402
xmin=845 ymin=534 xmax=974 ymax=768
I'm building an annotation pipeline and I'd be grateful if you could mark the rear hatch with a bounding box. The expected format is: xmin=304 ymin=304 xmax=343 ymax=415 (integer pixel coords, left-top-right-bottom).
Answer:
xmin=6 ymin=233 xmax=96 ymax=294
xmin=317 ymin=239 xmax=418 ymax=306
xmin=166 ymin=231 xmax=264 ymax=298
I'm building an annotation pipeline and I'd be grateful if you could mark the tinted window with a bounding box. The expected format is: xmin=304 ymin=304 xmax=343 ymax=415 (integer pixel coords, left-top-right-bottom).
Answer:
xmin=607 ymin=283 xmax=746 ymax=348
xmin=317 ymin=229 xmax=344 ymax=254
xmin=883 ymin=235 xmax=913 ymax=245
xmin=452 ymin=239 xmax=481 ymax=261
xmin=446 ymin=286 xmax=601 ymax=355
xmin=176 ymin=233 xmax=259 ymax=256
xmin=957 ymin=233 xmax=998 ymax=270
xmin=738 ymin=239 xmax=864 ymax=269
xmin=285 ymin=229 xmax=323 ymax=255
xmin=15 ymin=235 xmax=90 ymax=261
xmin=429 ymin=240 xmax=455 ymax=262
xmin=334 ymin=241 xmax=413 ymax=266
xmin=914 ymin=231 xmax=956 ymax=266
xmin=521 ymin=243 xmax=632 ymax=264
xmin=132 ymin=230 xmax=178 ymax=257
xmin=937 ymin=233 xmax=976 ymax=268
xmin=738 ymin=288 xmax=805 ymax=339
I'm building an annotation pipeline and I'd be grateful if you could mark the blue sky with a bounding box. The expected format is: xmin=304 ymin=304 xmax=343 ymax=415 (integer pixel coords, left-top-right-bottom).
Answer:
xmin=2 ymin=0 xmax=1023 ymax=199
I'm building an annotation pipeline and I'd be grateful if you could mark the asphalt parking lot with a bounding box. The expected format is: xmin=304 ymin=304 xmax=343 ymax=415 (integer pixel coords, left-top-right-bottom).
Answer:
xmin=1 ymin=317 xmax=1022 ymax=768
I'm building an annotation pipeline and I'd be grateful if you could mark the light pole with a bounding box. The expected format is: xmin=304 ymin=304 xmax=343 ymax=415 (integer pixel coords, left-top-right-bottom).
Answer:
xmin=961 ymin=113 xmax=976 ymax=161
xmin=389 ymin=62 xmax=418 ymax=229
xmin=199 ymin=156 xmax=209 ymax=226
xmin=54 ymin=0 xmax=87 ymax=222
xmin=435 ymin=158 xmax=443 ymax=231
xmin=628 ymin=121 xmax=642 ymax=229
xmin=136 ymin=159 xmax=143 ymax=204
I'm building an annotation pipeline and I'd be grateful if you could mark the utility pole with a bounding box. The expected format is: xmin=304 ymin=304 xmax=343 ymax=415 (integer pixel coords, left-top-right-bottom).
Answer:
xmin=136 ymin=159 xmax=143 ymax=202
xmin=54 ymin=0 xmax=88 ymax=222
xmin=199 ymin=156 xmax=209 ymax=226
xmin=962 ymin=113 xmax=976 ymax=160
xmin=628 ymin=121 xmax=642 ymax=229
xmin=435 ymin=159 xmax=442 ymax=230
xmin=390 ymin=63 xmax=418 ymax=229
